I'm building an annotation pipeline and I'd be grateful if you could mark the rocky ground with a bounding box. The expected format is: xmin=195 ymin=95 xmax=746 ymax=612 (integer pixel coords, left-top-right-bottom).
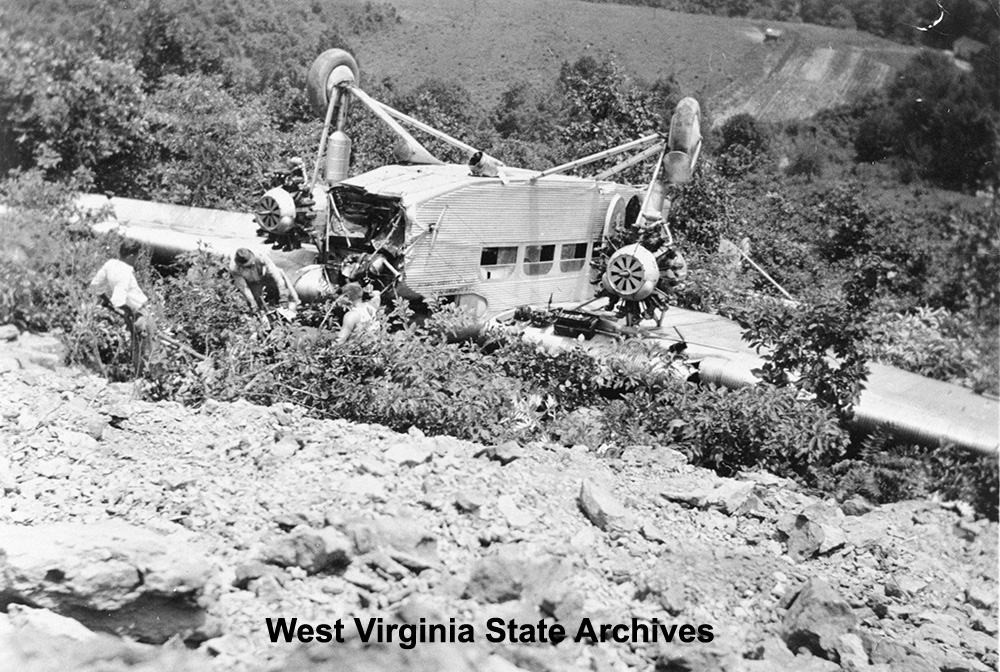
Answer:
xmin=0 ymin=326 xmax=997 ymax=672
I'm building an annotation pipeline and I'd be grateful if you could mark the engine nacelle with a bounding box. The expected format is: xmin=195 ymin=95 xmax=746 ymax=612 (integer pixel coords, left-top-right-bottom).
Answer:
xmin=602 ymin=243 xmax=660 ymax=301
xmin=256 ymin=188 xmax=298 ymax=235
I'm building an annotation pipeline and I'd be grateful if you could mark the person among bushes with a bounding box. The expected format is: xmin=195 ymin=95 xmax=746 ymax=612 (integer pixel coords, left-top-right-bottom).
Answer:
xmin=337 ymin=282 xmax=379 ymax=344
xmin=229 ymin=248 xmax=301 ymax=319
xmin=89 ymin=239 xmax=154 ymax=376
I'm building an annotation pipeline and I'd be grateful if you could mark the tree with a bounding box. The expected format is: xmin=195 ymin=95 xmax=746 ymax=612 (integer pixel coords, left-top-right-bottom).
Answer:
xmin=555 ymin=56 xmax=663 ymax=178
xmin=139 ymin=74 xmax=287 ymax=208
xmin=852 ymin=48 xmax=999 ymax=191
xmin=0 ymin=31 xmax=149 ymax=192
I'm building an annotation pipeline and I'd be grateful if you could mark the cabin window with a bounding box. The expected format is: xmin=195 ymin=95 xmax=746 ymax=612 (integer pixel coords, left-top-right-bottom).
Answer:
xmin=559 ymin=242 xmax=589 ymax=272
xmin=480 ymin=246 xmax=518 ymax=280
xmin=524 ymin=244 xmax=555 ymax=276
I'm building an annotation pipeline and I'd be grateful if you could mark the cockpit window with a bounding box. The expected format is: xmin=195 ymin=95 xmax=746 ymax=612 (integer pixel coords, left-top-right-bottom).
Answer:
xmin=524 ymin=244 xmax=555 ymax=276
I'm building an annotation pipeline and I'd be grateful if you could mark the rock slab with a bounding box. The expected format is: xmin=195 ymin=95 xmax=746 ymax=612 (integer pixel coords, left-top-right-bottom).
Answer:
xmin=0 ymin=521 xmax=212 ymax=644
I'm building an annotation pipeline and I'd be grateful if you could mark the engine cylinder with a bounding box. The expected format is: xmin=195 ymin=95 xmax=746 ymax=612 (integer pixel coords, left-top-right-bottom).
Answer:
xmin=291 ymin=264 xmax=336 ymax=302
xmin=325 ymin=131 xmax=352 ymax=185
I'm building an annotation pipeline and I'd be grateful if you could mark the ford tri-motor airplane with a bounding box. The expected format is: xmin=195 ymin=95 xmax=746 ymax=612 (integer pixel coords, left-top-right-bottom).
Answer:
xmin=79 ymin=48 xmax=998 ymax=455
xmin=253 ymin=49 xmax=701 ymax=327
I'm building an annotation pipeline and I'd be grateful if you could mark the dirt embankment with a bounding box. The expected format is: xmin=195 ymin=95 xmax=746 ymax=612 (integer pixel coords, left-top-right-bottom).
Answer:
xmin=0 ymin=328 xmax=996 ymax=672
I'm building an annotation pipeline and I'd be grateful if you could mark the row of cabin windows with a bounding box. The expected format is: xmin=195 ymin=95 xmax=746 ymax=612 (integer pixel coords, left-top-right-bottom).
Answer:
xmin=480 ymin=242 xmax=591 ymax=280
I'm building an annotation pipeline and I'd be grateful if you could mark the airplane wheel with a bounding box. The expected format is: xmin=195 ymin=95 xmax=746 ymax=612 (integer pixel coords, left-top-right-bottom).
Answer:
xmin=306 ymin=49 xmax=360 ymax=117
xmin=668 ymin=98 xmax=701 ymax=153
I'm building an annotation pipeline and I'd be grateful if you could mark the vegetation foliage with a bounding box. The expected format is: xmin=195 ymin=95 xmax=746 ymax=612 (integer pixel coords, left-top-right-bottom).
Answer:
xmin=1 ymin=0 xmax=997 ymax=518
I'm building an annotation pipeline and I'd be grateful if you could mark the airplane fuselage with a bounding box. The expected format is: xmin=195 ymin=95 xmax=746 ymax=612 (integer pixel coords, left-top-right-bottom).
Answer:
xmin=326 ymin=163 xmax=644 ymax=317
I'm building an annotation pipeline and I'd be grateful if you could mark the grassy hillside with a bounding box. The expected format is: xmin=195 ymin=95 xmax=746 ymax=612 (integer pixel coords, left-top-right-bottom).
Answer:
xmin=333 ymin=0 xmax=919 ymax=122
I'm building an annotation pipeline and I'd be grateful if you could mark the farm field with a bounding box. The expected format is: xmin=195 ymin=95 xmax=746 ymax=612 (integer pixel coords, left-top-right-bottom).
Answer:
xmin=333 ymin=0 xmax=920 ymax=122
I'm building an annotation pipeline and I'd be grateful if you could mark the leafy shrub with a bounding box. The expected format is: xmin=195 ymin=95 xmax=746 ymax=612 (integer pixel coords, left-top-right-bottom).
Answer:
xmin=831 ymin=434 xmax=999 ymax=521
xmin=667 ymin=161 xmax=737 ymax=251
xmin=140 ymin=74 xmax=289 ymax=208
xmin=491 ymin=333 xmax=603 ymax=412
xmin=156 ymin=251 xmax=254 ymax=355
xmin=602 ymin=381 xmax=848 ymax=484
xmin=875 ymin=306 xmax=998 ymax=393
xmin=717 ymin=113 xmax=772 ymax=156
xmin=684 ymin=385 xmax=848 ymax=481
xmin=743 ymin=258 xmax=889 ymax=419
xmin=65 ymin=306 xmax=135 ymax=380
xmin=931 ymin=447 xmax=1000 ymax=522
xmin=716 ymin=144 xmax=764 ymax=179
xmin=933 ymin=208 xmax=1000 ymax=327
xmin=714 ymin=113 xmax=773 ymax=178
xmin=556 ymin=55 xmax=664 ymax=181
xmin=829 ymin=437 xmax=931 ymax=505
xmin=0 ymin=170 xmax=111 ymax=333
xmin=228 ymin=321 xmax=528 ymax=445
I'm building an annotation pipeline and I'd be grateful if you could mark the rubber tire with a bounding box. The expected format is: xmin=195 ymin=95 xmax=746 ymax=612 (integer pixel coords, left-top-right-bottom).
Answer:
xmin=306 ymin=49 xmax=360 ymax=117
xmin=668 ymin=98 xmax=701 ymax=153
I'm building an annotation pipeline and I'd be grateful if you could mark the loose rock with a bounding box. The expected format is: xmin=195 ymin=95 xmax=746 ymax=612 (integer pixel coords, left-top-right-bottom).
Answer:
xmin=579 ymin=479 xmax=635 ymax=532
xmin=782 ymin=578 xmax=858 ymax=659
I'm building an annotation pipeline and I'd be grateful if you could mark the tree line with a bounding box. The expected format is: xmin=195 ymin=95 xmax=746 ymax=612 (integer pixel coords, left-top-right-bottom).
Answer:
xmin=583 ymin=0 xmax=999 ymax=48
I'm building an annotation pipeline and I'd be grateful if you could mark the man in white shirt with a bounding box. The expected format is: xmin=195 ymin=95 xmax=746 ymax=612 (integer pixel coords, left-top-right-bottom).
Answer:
xmin=229 ymin=248 xmax=300 ymax=319
xmin=90 ymin=240 xmax=152 ymax=376
xmin=337 ymin=282 xmax=378 ymax=344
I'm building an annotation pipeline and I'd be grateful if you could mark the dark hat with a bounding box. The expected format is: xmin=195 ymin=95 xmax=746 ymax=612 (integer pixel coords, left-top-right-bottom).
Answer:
xmin=234 ymin=248 xmax=254 ymax=266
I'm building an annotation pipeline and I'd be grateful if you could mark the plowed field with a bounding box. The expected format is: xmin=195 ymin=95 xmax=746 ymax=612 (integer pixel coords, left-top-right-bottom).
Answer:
xmin=334 ymin=0 xmax=920 ymax=123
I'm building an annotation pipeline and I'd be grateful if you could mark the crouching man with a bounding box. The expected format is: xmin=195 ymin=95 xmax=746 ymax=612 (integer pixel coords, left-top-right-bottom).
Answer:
xmin=230 ymin=247 xmax=301 ymax=320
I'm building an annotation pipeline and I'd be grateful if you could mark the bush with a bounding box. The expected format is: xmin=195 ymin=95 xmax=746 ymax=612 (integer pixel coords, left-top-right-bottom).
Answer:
xmin=225 ymin=320 xmax=529 ymax=445
xmin=717 ymin=113 xmax=772 ymax=156
xmin=0 ymin=170 xmax=110 ymax=333
xmin=831 ymin=434 xmax=999 ymax=521
xmin=667 ymin=161 xmax=737 ymax=251
xmin=601 ymin=381 xmax=848 ymax=484
xmin=875 ymin=306 xmax=998 ymax=393
xmin=715 ymin=113 xmax=773 ymax=178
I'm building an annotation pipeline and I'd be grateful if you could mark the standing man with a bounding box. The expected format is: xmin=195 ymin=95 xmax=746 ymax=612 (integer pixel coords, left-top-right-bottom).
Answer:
xmin=90 ymin=239 xmax=153 ymax=376
xmin=229 ymin=248 xmax=301 ymax=319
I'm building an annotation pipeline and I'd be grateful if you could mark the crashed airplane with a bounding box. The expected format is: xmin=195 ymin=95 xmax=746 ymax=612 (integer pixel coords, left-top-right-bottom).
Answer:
xmin=78 ymin=48 xmax=998 ymax=456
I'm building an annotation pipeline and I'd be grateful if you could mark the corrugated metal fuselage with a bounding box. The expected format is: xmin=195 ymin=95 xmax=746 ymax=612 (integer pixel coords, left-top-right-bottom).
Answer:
xmin=333 ymin=165 xmax=643 ymax=316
